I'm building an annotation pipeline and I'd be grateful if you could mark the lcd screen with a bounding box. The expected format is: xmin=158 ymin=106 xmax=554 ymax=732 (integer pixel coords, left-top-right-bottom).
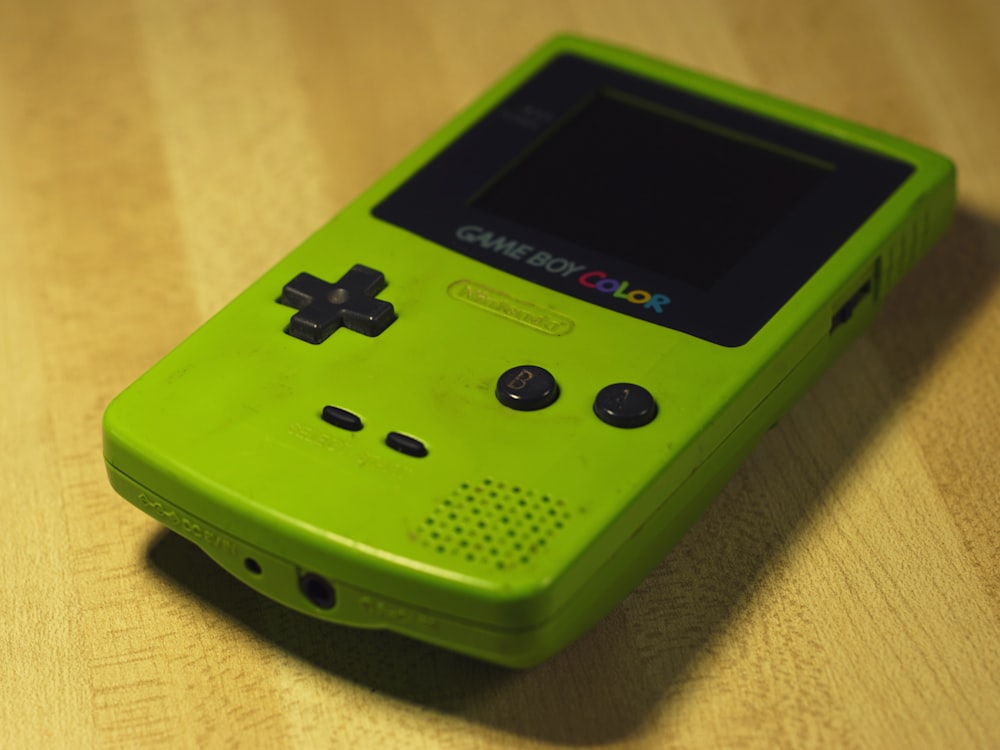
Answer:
xmin=472 ymin=92 xmax=834 ymax=290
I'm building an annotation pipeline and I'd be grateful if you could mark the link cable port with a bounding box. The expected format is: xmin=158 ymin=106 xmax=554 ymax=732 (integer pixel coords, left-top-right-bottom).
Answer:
xmin=830 ymin=281 xmax=873 ymax=334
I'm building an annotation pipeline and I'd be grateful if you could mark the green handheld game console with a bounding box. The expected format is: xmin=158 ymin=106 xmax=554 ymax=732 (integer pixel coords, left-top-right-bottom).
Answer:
xmin=103 ymin=36 xmax=955 ymax=667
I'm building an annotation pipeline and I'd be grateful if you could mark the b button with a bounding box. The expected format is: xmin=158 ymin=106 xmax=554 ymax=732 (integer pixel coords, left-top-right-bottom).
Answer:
xmin=496 ymin=365 xmax=559 ymax=411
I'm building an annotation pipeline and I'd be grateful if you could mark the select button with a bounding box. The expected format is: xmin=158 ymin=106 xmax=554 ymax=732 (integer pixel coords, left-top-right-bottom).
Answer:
xmin=321 ymin=405 xmax=363 ymax=432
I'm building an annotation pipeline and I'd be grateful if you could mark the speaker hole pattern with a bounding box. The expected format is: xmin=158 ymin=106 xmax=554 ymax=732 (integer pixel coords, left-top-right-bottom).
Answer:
xmin=417 ymin=479 xmax=572 ymax=570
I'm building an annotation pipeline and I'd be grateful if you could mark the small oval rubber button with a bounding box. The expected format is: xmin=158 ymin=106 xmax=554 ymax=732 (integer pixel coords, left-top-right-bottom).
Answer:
xmin=386 ymin=431 xmax=428 ymax=457
xmin=321 ymin=405 xmax=363 ymax=431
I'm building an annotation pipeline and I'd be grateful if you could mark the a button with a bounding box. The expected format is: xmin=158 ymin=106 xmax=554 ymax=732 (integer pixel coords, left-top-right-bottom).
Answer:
xmin=593 ymin=383 xmax=657 ymax=428
xmin=279 ymin=264 xmax=396 ymax=343
xmin=496 ymin=365 xmax=559 ymax=411
xmin=386 ymin=432 xmax=428 ymax=457
xmin=321 ymin=405 xmax=363 ymax=431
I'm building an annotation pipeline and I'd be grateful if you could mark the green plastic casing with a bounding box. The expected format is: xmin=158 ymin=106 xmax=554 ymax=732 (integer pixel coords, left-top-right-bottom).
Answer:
xmin=103 ymin=36 xmax=955 ymax=667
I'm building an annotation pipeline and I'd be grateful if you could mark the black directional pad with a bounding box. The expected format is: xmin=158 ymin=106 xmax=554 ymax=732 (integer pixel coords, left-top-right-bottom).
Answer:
xmin=279 ymin=265 xmax=396 ymax=344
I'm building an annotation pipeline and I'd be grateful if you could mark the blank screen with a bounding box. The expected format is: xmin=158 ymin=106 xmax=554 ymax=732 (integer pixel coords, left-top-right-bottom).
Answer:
xmin=472 ymin=93 xmax=833 ymax=289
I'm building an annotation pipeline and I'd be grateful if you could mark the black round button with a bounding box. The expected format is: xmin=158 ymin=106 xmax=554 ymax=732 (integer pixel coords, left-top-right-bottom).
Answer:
xmin=496 ymin=365 xmax=559 ymax=411
xmin=593 ymin=383 xmax=657 ymax=428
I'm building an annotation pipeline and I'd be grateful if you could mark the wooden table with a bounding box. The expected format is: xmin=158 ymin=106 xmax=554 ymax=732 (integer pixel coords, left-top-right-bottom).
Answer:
xmin=3 ymin=1 xmax=997 ymax=747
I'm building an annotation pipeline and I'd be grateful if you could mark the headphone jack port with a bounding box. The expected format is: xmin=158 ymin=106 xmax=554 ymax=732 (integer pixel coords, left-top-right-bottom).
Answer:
xmin=299 ymin=572 xmax=336 ymax=609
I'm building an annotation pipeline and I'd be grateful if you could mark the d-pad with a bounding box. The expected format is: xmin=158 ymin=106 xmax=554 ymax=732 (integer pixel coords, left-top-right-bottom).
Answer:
xmin=279 ymin=265 xmax=396 ymax=344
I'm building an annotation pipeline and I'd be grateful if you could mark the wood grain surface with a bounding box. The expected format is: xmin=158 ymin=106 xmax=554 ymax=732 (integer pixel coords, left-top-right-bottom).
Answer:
xmin=2 ymin=1 xmax=998 ymax=747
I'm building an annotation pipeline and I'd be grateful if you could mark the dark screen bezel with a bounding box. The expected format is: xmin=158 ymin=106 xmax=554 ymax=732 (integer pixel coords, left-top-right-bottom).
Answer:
xmin=372 ymin=54 xmax=913 ymax=346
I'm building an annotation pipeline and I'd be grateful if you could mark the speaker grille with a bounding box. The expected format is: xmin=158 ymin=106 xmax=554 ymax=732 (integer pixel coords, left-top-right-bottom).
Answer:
xmin=416 ymin=479 xmax=573 ymax=570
